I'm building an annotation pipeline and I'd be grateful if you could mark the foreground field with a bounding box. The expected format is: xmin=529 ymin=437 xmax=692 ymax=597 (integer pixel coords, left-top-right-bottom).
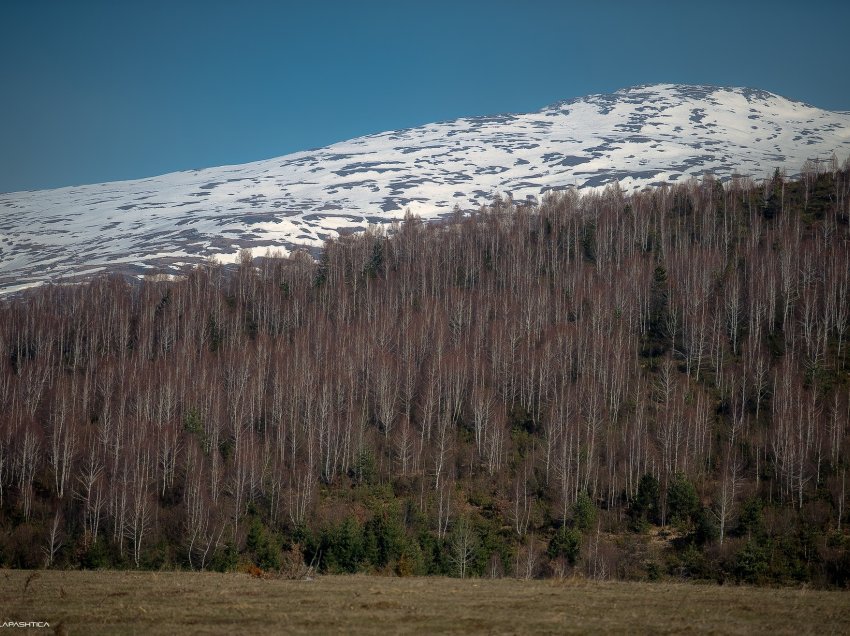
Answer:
xmin=2 ymin=570 xmax=849 ymax=635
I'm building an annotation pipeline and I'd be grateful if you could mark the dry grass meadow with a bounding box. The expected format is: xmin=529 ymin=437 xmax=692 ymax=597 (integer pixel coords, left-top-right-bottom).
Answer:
xmin=2 ymin=570 xmax=849 ymax=634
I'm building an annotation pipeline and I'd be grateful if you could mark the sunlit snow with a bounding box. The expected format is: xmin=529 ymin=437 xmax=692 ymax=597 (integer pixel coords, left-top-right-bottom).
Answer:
xmin=1 ymin=84 xmax=848 ymax=291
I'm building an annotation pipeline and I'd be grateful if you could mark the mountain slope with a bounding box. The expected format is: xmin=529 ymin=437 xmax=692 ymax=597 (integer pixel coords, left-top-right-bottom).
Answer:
xmin=2 ymin=83 xmax=849 ymax=292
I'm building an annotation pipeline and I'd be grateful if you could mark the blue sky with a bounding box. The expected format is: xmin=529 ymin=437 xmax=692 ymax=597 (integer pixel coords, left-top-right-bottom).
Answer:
xmin=1 ymin=0 xmax=848 ymax=193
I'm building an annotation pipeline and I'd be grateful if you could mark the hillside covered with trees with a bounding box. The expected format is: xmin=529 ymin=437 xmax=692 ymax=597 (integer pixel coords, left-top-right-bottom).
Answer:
xmin=1 ymin=163 xmax=849 ymax=586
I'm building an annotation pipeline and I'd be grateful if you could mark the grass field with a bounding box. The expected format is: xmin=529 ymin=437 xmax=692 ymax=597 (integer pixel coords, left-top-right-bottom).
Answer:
xmin=2 ymin=570 xmax=849 ymax=635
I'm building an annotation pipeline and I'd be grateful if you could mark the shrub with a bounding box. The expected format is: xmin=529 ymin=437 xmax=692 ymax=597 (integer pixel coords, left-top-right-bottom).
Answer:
xmin=631 ymin=474 xmax=661 ymax=529
xmin=667 ymin=473 xmax=700 ymax=530
xmin=734 ymin=541 xmax=769 ymax=584
xmin=737 ymin=497 xmax=765 ymax=539
xmin=324 ymin=517 xmax=365 ymax=573
xmin=211 ymin=541 xmax=238 ymax=572
xmin=548 ymin=526 xmax=581 ymax=566
xmin=81 ymin=537 xmax=111 ymax=569
xmin=573 ymin=492 xmax=597 ymax=533
xmin=245 ymin=518 xmax=281 ymax=571
xmin=363 ymin=508 xmax=406 ymax=571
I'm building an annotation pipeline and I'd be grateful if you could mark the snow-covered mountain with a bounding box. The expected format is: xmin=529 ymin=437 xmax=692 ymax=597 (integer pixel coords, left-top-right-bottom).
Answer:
xmin=2 ymin=83 xmax=849 ymax=293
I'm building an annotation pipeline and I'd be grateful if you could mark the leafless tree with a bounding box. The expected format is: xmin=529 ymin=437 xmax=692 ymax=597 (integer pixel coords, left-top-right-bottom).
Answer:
xmin=43 ymin=510 xmax=64 ymax=568
xmin=449 ymin=516 xmax=477 ymax=579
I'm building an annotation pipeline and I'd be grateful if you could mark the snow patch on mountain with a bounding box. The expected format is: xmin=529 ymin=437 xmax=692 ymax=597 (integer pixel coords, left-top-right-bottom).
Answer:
xmin=1 ymin=84 xmax=849 ymax=291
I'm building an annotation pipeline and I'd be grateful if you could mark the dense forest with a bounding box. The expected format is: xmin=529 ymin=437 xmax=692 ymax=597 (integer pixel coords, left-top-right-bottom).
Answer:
xmin=1 ymin=162 xmax=849 ymax=586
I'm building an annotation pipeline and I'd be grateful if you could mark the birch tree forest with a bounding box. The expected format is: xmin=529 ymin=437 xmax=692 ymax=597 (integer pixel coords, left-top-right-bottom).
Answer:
xmin=1 ymin=163 xmax=849 ymax=586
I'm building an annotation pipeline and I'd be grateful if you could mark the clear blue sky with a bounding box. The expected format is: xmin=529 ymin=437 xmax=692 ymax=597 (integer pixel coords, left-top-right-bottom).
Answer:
xmin=2 ymin=0 xmax=848 ymax=193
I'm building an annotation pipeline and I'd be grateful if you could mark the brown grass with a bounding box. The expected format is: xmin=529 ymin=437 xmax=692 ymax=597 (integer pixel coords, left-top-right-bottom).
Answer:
xmin=2 ymin=570 xmax=849 ymax=635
